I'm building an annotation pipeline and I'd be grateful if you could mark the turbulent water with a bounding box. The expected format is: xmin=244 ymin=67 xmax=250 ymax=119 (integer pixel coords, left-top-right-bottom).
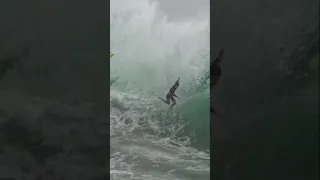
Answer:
xmin=110 ymin=0 xmax=210 ymax=179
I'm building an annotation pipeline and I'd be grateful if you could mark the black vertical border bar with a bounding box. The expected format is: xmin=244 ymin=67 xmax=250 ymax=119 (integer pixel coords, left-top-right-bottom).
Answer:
xmin=210 ymin=0 xmax=225 ymax=179
xmin=107 ymin=0 xmax=111 ymax=178
xmin=209 ymin=0 xmax=212 ymax=177
xmin=209 ymin=0 xmax=214 ymax=179
xmin=209 ymin=1 xmax=320 ymax=179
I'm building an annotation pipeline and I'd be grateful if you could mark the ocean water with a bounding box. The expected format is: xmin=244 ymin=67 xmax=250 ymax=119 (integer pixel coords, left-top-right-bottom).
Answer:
xmin=110 ymin=0 xmax=210 ymax=179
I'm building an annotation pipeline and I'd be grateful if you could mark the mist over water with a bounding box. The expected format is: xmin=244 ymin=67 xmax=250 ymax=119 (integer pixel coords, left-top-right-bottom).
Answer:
xmin=110 ymin=0 xmax=210 ymax=179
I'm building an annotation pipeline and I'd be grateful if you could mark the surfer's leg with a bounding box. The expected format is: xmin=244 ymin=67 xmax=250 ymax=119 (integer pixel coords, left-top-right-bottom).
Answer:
xmin=158 ymin=96 xmax=170 ymax=104
xmin=170 ymin=96 xmax=176 ymax=108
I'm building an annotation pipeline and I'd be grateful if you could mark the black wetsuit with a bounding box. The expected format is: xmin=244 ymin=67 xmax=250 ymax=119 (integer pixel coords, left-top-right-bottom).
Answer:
xmin=165 ymin=83 xmax=178 ymax=104
xmin=168 ymin=84 xmax=177 ymax=97
xmin=159 ymin=79 xmax=179 ymax=107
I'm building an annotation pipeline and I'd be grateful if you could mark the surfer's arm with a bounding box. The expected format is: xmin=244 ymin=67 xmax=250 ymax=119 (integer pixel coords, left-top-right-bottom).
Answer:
xmin=176 ymin=77 xmax=180 ymax=83
xmin=173 ymin=94 xmax=179 ymax=98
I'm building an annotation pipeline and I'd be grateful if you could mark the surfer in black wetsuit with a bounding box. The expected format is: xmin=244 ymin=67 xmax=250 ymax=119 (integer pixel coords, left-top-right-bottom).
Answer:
xmin=159 ymin=77 xmax=180 ymax=108
xmin=211 ymin=48 xmax=224 ymax=113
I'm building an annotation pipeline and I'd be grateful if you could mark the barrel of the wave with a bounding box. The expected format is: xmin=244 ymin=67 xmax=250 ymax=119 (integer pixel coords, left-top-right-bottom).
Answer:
xmin=110 ymin=52 xmax=115 ymax=59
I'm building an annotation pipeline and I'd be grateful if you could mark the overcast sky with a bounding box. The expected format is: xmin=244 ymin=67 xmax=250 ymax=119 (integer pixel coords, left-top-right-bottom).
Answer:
xmin=157 ymin=0 xmax=209 ymax=20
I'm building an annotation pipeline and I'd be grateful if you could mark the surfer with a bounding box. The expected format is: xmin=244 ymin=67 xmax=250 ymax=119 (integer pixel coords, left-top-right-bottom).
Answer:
xmin=211 ymin=48 xmax=224 ymax=113
xmin=158 ymin=77 xmax=180 ymax=108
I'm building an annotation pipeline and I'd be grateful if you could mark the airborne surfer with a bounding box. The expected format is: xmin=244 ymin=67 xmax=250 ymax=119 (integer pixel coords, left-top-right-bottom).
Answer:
xmin=210 ymin=48 xmax=224 ymax=113
xmin=158 ymin=77 xmax=180 ymax=108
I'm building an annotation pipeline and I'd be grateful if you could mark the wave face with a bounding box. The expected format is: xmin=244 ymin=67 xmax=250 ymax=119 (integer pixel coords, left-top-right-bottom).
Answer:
xmin=110 ymin=0 xmax=210 ymax=179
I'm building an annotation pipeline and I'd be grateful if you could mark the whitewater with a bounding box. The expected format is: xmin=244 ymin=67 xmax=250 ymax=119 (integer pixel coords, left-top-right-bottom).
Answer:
xmin=110 ymin=0 xmax=210 ymax=179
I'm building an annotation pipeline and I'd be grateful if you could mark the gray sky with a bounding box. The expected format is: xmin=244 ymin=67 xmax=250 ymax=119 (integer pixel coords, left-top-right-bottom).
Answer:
xmin=157 ymin=0 xmax=209 ymax=20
